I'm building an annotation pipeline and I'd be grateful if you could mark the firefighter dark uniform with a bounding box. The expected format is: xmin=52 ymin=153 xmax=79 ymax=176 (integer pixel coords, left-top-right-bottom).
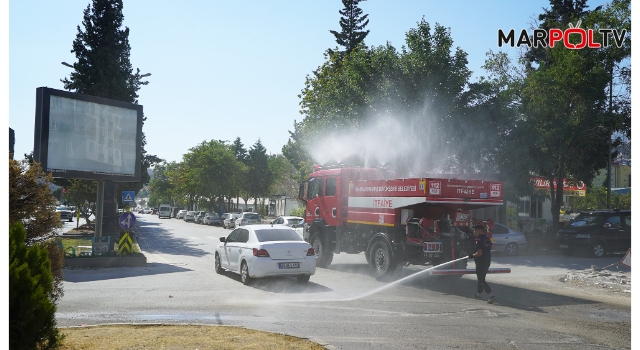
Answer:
xmin=469 ymin=224 xmax=496 ymax=303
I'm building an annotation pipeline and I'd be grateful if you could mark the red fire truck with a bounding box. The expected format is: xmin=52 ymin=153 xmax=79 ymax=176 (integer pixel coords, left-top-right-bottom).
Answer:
xmin=299 ymin=166 xmax=511 ymax=280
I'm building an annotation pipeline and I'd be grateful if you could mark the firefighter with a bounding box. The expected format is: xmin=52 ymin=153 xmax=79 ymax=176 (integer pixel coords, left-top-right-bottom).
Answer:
xmin=468 ymin=224 xmax=496 ymax=303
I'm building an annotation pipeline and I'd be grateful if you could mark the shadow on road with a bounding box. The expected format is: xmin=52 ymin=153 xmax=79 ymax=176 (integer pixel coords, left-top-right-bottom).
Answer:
xmin=218 ymin=272 xmax=333 ymax=293
xmin=133 ymin=220 xmax=210 ymax=257
xmin=63 ymin=262 xmax=192 ymax=283
xmin=397 ymin=274 xmax=598 ymax=313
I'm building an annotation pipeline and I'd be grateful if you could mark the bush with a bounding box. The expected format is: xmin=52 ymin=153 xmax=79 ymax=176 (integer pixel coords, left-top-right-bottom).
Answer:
xmin=9 ymin=222 xmax=64 ymax=349
xmin=289 ymin=207 xmax=305 ymax=217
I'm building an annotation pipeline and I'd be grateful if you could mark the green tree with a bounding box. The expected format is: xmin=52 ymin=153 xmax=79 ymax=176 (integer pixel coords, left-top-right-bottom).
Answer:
xmin=60 ymin=0 xmax=160 ymax=222
xmin=569 ymin=186 xmax=630 ymax=210
xmin=268 ymin=154 xmax=300 ymax=198
xmin=184 ymin=140 xmax=247 ymax=212
xmin=9 ymin=222 xmax=64 ymax=350
xmin=9 ymin=160 xmax=61 ymax=244
xmin=522 ymin=43 xmax=609 ymax=232
xmin=148 ymin=162 xmax=175 ymax=206
xmin=9 ymin=159 xmax=65 ymax=304
xmin=65 ymin=178 xmax=98 ymax=225
xmin=246 ymin=139 xmax=273 ymax=211
xmin=329 ymin=0 xmax=370 ymax=55
xmin=525 ymin=0 xmax=590 ymax=65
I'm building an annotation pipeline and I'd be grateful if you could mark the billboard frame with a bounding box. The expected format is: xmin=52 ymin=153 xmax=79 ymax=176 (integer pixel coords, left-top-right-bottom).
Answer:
xmin=33 ymin=87 xmax=143 ymax=182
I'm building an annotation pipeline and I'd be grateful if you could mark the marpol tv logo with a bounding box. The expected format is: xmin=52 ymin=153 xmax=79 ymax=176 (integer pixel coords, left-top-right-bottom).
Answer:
xmin=498 ymin=20 xmax=627 ymax=49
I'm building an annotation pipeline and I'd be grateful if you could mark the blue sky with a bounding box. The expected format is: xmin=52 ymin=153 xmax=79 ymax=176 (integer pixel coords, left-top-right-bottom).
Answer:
xmin=7 ymin=0 xmax=615 ymax=164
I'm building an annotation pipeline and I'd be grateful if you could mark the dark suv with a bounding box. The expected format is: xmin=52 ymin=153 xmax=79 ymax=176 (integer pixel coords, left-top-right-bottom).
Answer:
xmin=556 ymin=210 xmax=631 ymax=257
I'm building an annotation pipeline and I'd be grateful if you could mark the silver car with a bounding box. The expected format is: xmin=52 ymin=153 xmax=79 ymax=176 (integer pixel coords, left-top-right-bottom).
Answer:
xmin=203 ymin=212 xmax=221 ymax=225
xmin=184 ymin=211 xmax=196 ymax=222
xmin=235 ymin=212 xmax=262 ymax=227
xmin=223 ymin=213 xmax=242 ymax=229
xmin=492 ymin=223 xmax=528 ymax=255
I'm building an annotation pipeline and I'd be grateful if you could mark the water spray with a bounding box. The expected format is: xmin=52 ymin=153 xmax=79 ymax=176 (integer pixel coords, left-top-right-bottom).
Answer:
xmin=342 ymin=257 xmax=470 ymax=301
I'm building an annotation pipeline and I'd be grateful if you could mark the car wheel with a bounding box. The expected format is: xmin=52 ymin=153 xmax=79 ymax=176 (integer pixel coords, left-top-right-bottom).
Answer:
xmin=241 ymin=261 xmax=252 ymax=285
xmin=505 ymin=242 xmax=519 ymax=255
xmin=214 ymin=253 xmax=223 ymax=274
xmin=590 ymin=241 xmax=606 ymax=258
xmin=297 ymin=274 xmax=310 ymax=283
xmin=311 ymin=234 xmax=333 ymax=268
xmin=369 ymin=240 xmax=400 ymax=281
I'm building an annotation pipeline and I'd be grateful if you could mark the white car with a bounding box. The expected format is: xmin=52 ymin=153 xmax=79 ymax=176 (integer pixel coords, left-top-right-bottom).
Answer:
xmin=234 ymin=212 xmax=262 ymax=227
xmin=223 ymin=213 xmax=242 ymax=229
xmin=492 ymin=223 xmax=528 ymax=255
xmin=56 ymin=206 xmax=74 ymax=222
xmin=176 ymin=210 xmax=187 ymax=219
xmin=214 ymin=225 xmax=316 ymax=284
xmin=271 ymin=216 xmax=305 ymax=238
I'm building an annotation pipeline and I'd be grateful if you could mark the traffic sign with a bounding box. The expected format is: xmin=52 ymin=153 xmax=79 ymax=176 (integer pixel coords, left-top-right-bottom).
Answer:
xmin=118 ymin=212 xmax=136 ymax=230
xmin=621 ymin=249 xmax=631 ymax=268
xmin=122 ymin=191 xmax=135 ymax=203
xmin=118 ymin=232 xmax=132 ymax=254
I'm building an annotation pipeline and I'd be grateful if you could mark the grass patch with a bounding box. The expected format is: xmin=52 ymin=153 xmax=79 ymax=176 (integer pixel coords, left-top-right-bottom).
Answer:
xmin=59 ymin=325 xmax=326 ymax=350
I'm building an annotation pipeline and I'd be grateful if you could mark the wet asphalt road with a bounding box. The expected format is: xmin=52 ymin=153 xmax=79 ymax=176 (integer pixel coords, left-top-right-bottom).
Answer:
xmin=56 ymin=215 xmax=631 ymax=349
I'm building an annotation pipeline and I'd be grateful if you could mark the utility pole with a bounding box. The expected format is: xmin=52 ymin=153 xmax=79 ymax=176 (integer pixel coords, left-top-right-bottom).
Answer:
xmin=606 ymin=66 xmax=613 ymax=209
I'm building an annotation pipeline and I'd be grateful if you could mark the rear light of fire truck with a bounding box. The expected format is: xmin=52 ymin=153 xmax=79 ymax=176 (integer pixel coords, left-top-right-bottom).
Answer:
xmin=423 ymin=242 xmax=443 ymax=252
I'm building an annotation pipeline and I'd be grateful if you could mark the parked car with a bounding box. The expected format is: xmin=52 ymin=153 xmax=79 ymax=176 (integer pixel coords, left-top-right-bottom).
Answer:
xmin=195 ymin=212 xmax=206 ymax=224
xmin=204 ymin=212 xmax=222 ymax=226
xmin=556 ymin=210 xmax=631 ymax=257
xmin=235 ymin=212 xmax=262 ymax=227
xmin=176 ymin=210 xmax=187 ymax=219
xmin=271 ymin=216 xmax=305 ymax=238
xmin=215 ymin=225 xmax=316 ymax=284
xmin=144 ymin=208 xmax=153 ymax=214
xmin=137 ymin=208 xmax=145 ymax=214
xmin=223 ymin=213 xmax=242 ymax=229
xmin=491 ymin=223 xmax=528 ymax=255
xmin=184 ymin=211 xmax=196 ymax=222
xmin=220 ymin=213 xmax=230 ymax=225
xmin=56 ymin=206 xmax=74 ymax=222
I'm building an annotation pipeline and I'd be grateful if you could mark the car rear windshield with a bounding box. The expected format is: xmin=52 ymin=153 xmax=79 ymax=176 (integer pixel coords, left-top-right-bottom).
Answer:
xmin=288 ymin=218 xmax=304 ymax=225
xmin=244 ymin=213 xmax=260 ymax=220
xmin=255 ymin=229 xmax=303 ymax=242
xmin=570 ymin=213 xmax=605 ymax=227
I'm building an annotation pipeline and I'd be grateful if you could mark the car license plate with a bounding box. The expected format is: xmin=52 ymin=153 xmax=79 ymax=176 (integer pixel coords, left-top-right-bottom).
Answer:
xmin=278 ymin=262 xmax=300 ymax=269
xmin=559 ymin=244 xmax=569 ymax=249
xmin=424 ymin=253 xmax=440 ymax=258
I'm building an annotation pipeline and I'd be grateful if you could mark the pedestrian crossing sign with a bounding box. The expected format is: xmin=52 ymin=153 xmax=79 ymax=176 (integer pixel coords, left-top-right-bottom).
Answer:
xmin=122 ymin=191 xmax=135 ymax=203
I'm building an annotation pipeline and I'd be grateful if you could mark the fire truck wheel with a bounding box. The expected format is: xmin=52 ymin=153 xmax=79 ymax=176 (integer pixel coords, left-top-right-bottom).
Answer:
xmin=369 ymin=241 xmax=399 ymax=281
xmin=311 ymin=234 xmax=333 ymax=268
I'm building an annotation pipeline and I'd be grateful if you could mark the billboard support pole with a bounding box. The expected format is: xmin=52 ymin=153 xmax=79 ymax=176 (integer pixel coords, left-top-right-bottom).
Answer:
xmin=95 ymin=180 xmax=104 ymax=239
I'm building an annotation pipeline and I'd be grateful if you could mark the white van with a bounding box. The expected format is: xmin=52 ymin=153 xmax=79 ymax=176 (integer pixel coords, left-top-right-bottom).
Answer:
xmin=158 ymin=204 xmax=171 ymax=219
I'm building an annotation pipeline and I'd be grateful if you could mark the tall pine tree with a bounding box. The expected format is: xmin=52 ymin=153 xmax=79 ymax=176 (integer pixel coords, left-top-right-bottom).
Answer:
xmin=60 ymin=0 xmax=160 ymax=231
xmin=329 ymin=0 xmax=370 ymax=54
